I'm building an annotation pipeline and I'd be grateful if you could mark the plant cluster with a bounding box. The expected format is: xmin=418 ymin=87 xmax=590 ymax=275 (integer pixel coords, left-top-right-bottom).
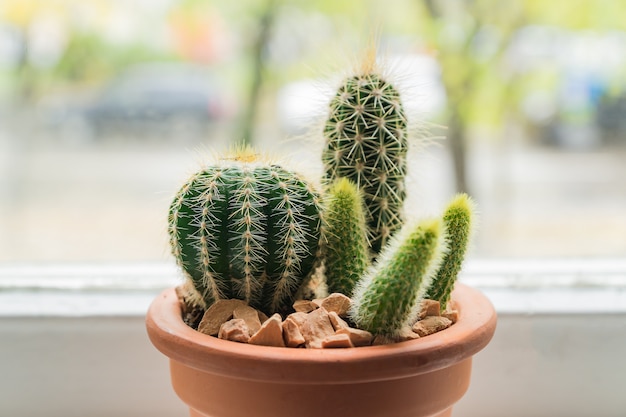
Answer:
xmin=168 ymin=56 xmax=476 ymax=340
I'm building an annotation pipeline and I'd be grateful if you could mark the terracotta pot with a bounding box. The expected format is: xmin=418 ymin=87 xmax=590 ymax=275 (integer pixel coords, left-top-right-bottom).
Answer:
xmin=146 ymin=283 xmax=496 ymax=417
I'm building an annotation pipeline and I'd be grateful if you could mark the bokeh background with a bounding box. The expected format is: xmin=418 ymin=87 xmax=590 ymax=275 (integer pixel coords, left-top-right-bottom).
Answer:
xmin=1 ymin=0 xmax=625 ymax=261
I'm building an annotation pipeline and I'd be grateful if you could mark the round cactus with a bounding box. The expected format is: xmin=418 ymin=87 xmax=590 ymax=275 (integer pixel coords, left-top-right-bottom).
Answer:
xmin=168 ymin=151 xmax=323 ymax=316
xmin=349 ymin=218 xmax=445 ymax=337
xmin=322 ymin=71 xmax=409 ymax=255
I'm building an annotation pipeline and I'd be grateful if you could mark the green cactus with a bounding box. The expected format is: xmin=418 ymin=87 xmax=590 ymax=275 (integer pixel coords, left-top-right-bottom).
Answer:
xmin=349 ymin=218 xmax=445 ymax=337
xmin=324 ymin=178 xmax=370 ymax=296
xmin=168 ymin=150 xmax=323 ymax=316
xmin=322 ymin=69 xmax=409 ymax=256
xmin=428 ymin=194 xmax=476 ymax=311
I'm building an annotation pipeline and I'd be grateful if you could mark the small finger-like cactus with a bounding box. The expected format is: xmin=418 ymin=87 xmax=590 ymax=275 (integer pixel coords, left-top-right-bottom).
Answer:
xmin=428 ymin=194 xmax=476 ymax=311
xmin=324 ymin=178 xmax=370 ymax=296
xmin=322 ymin=62 xmax=409 ymax=256
xmin=349 ymin=218 xmax=446 ymax=337
xmin=168 ymin=149 xmax=323 ymax=316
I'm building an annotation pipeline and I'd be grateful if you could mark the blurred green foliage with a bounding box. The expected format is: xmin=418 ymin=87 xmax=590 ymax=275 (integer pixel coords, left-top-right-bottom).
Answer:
xmin=2 ymin=0 xmax=626 ymax=165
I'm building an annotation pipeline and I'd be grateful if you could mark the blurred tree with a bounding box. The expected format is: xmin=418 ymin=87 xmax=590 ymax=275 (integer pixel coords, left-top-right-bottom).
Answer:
xmin=170 ymin=0 xmax=282 ymax=146
xmin=238 ymin=0 xmax=278 ymax=146
xmin=416 ymin=0 xmax=626 ymax=192
xmin=0 ymin=0 xmax=47 ymax=102
xmin=53 ymin=32 xmax=167 ymax=84
xmin=416 ymin=0 xmax=527 ymax=193
xmin=0 ymin=0 xmax=171 ymax=101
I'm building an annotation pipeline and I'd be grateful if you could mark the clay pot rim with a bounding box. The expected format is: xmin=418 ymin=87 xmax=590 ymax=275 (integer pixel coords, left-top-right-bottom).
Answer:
xmin=146 ymin=283 xmax=497 ymax=384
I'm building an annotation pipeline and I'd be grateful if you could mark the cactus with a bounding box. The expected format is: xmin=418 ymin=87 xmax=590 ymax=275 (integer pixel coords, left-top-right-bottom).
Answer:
xmin=428 ymin=194 xmax=476 ymax=311
xmin=324 ymin=178 xmax=370 ymax=296
xmin=322 ymin=69 xmax=409 ymax=256
xmin=349 ymin=218 xmax=446 ymax=337
xmin=168 ymin=150 xmax=323 ymax=316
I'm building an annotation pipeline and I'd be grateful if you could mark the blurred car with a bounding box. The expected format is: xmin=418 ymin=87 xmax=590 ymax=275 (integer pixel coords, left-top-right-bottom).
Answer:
xmin=41 ymin=62 xmax=234 ymax=141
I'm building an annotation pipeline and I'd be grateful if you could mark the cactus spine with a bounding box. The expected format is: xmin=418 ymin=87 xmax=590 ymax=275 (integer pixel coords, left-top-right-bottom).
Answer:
xmin=324 ymin=178 xmax=370 ymax=296
xmin=428 ymin=194 xmax=476 ymax=311
xmin=349 ymin=218 xmax=445 ymax=337
xmin=322 ymin=69 xmax=409 ymax=255
xmin=168 ymin=151 xmax=323 ymax=315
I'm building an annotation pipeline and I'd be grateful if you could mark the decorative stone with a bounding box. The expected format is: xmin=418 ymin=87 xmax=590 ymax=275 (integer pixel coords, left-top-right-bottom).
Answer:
xmin=300 ymin=307 xmax=336 ymax=349
xmin=285 ymin=311 xmax=309 ymax=328
xmin=412 ymin=316 xmax=453 ymax=337
xmin=198 ymin=296 xmax=456 ymax=349
xmin=282 ymin=317 xmax=306 ymax=348
xmin=257 ymin=310 xmax=269 ymax=323
xmin=293 ymin=300 xmax=319 ymax=313
xmin=335 ymin=327 xmax=374 ymax=347
xmin=197 ymin=299 xmax=248 ymax=336
xmin=218 ymin=319 xmax=250 ymax=343
xmin=321 ymin=333 xmax=354 ymax=348
xmin=175 ymin=284 xmax=205 ymax=329
xmin=396 ymin=328 xmax=421 ymax=342
xmin=328 ymin=312 xmax=350 ymax=331
xmin=418 ymin=299 xmax=441 ymax=319
xmin=248 ymin=314 xmax=285 ymax=347
xmin=233 ymin=305 xmax=263 ymax=336
xmin=317 ymin=293 xmax=352 ymax=317
xmin=371 ymin=328 xmax=421 ymax=345
xmin=442 ymin=310 xmax=459 ymax=324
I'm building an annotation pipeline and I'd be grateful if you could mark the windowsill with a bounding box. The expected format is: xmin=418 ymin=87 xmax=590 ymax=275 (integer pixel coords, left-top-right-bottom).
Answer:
xmin=1 ymin=258 xmax=625 ymax=316
xmin=1 ymin=259 xmax=624 ymax=417
xmin=0 ymin=262 xmax=179 ymax=316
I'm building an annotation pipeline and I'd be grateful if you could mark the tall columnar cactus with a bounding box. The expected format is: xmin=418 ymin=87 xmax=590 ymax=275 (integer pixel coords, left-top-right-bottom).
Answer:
xmin=324 ymin=178 xmax=370 ymax=296
xmin=168 ymin=150 xmax=323 ymax=316
xmin=322 ymin=68 xmax=409 ymax=255
xmin=349 ymin=218 xmax=446 ymax=337
xmin=428 ymin=193 xmax=476 ymax=311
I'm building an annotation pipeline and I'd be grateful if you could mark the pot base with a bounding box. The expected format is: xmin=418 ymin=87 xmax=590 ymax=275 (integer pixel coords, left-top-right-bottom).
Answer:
xmin=189 ymin=408 xmax=451 ymax=417
xmin=172 ymin=357 xmax=472 ymax=417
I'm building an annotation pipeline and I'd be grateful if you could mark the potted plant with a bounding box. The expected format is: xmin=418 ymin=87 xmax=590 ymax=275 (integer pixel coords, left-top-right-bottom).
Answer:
xmin=146 ymin=54 xmax=496 ymax=417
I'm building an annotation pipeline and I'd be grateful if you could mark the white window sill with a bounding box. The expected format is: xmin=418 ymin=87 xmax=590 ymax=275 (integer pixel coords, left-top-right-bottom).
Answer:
xmin=0 ymin=262 xmax=179 ymax=316
xmin=1 ymin=259 xmax=625 ymax=316
xmin=1 ymin=259 xmax=624 ymax=417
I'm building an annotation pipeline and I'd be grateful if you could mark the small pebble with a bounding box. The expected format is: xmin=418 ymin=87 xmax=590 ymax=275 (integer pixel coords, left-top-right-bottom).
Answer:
xmin=249 ymin=314 xmax=286 ymax=347
xmin=218 ymin=319 xmax=250 ymax=343
xmin=197 ymin=299 xmax=248 ymax=336
xmin=412 ymin=316 xmax=453 ymax=337
xmin=321 ymin=333 xmax=354 ymax=348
